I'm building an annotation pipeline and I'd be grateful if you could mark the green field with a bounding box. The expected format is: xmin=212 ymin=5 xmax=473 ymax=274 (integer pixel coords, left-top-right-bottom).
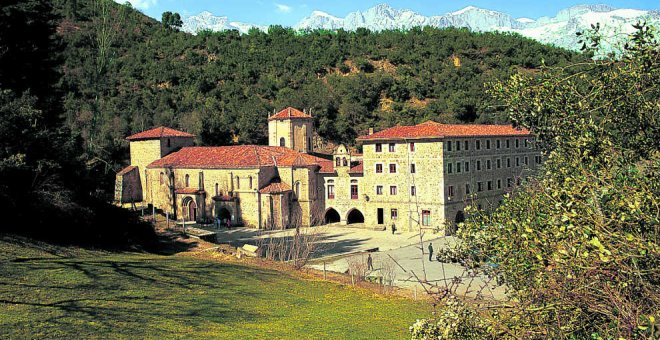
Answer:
xmin=0 ymin=235 xmax=428 ymax=339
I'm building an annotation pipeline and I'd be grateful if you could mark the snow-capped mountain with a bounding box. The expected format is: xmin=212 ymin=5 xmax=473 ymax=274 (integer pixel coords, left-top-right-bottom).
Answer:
xmin=181 ymin=11 xmax=265 ymax=34
xmin=181 ymin=4 xmax=660 ymax=52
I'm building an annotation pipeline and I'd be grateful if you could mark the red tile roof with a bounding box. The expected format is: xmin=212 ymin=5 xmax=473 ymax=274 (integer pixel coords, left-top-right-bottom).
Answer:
xmin=317 ymin=159 xmax=335 ymax=173
xmin=268 ymin=107 xmax=312 ymax=121
xmin=349 ymin=161 xmax=363 ymax=174
xmin=175 ymin=188 xmax=204 ymax=194
xmin=116 ymin=165 xmax=137 ymax=176
xmin=147 ymin=145 xmax=326 ymax=170
xmin=356 ymin=121 xmax=530 ymax=141
xmin=126 ymin=126 xmax=194 ymax=141
xmin=259 ymin=181 xmax=292 ymax=194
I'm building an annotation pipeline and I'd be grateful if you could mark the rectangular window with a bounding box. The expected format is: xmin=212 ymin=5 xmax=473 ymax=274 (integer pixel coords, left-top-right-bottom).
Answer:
xmin=447 ymin=141 xmax=452 ymax=151
xmin=411 ymin=186 xmax=416 ymax=196
xmin=376 ymin=185 xmax=383 ymax=195
xmin=456 ymin=162 xmax=461 ymax=173
xmin=525 ymin=139 xmax=529 ymax=148
xmin=476 ymin=160 xmax=481 ymax=171
xmin=422 ymin=210 xmax=431 ymax=226
xmin=465 ymin=183 xmax=471 ymax=194
xmin=464 ymin=161 xmax=470 ymax=173
xmin=448 ymin=185 xmax=455 ymax=197
xmin=506 ymin=139 xmax=510 ymax=148
xmin=478 ymin=182 xmax=484 ymax=192
xmin=389 ymin=164 xmax=397 ymax=173
xmin=516 ymin=157 xmax=520 ymax=167
xmin=376 ymin=163 xmax=383 ymax=173
xmin=447 ymin=163 xmax=453 ymax=174
xmin=375 ymin=143 xmax=382 ymax=152
xmin=486 ymin=140 xmax=491 ymax=150
xmin=389 ymin=143 xmax=395 ymax=152
xmin=464 ymin=140 xmax=469 ymax=150
xmin=391 ymin=209 xmax=398 ymax=219
xmin=507 ymin=158 xmax=511 ymax=168
xmin=496 ymin=140 xmax=501 ymax=149
xmin=497 ymin=179 xmax=502 ymax=189
xmin=497 ymin=158 xmax=502 ymax=169
xmin=456 ymin=141 xmax=461 ymax=151
xmin=516 ymin=138 xmax=520 ymax=148
xmin=487 ymin=181 xmax=493 ymax=191
xmin=410 ymin=163 xmax=416 ymax=173
xmin=476 ymin=140 xmax=481 ymax=150
xmin=351 ymin=185 xmax=358 ymax=200
xmin=390 ymin=186 xmax=397 ymax=195
xmin=507 ymin=178 xmax=512 ymax=188
xmin=525 ymin=156 xmax=529 ymax=165
xmin=327 ymin=185 xmax=335 ymax=199
xmin=486 ymin=159 xmax=491 ymax=170
xmin=410 ymin=143 xmax=415 ymax=152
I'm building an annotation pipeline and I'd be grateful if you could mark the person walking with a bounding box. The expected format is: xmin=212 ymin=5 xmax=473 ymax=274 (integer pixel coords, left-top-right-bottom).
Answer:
xmin=367 ymin=254 xmax=373 ymax=271
xmin=428 ymin=242 xmax=434 ymax=262
xmin=391 ymin=222 xmax=396 ymax=235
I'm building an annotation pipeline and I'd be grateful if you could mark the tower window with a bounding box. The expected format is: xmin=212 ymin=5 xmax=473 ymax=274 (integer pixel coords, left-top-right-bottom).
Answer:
xmin=279 ymin=137 xmax=285 ymax=147
xmin=342 ymin=157 xmax=348 ymax=166
xmin=336 ymin=157 xmax=341 ymax=166
xmin=185 ymin=174 xmax=190 ymax=187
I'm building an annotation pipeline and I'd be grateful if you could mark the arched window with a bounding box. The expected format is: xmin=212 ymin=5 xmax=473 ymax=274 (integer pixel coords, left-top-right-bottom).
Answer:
xmin=295 ymin=182 xmax=301 ymax=198
xmin=342 ymin=157 xmax=347 ymax=166
xmin=185 ymin=174 xmax=190 ymax=187
xmin=336 ymin=157 xmax=341 ymax=166
xmin=249 ymin=176 xmax=253 ymax=189
xmin=236 ymin=177 xmax=240 ymax=189
xmin=279 ymin=137 xmax=285 ymax=147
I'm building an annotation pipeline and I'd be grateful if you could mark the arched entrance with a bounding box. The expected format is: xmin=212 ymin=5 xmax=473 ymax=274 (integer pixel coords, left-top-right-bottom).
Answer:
xmin=324 ymin=208 xmax=340 ymax=224
xmin=183 ymin=197 xmax=197 ymax=221
xmin=217 ymin=207 xmax=232 ymax=225
xmin=346 ymin=209 xmax=365 ymax=224
xmin=455 ymin=211 xmax=465 ymax=225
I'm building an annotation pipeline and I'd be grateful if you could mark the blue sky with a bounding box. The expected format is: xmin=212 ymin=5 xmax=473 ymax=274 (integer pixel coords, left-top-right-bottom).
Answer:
xmin=121 ymin=0 xmax=660 ymax=26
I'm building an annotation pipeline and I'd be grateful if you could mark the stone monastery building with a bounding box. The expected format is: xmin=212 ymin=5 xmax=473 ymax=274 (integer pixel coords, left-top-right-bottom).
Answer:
xmin=116 ymin=107 xmax=540 ymax=231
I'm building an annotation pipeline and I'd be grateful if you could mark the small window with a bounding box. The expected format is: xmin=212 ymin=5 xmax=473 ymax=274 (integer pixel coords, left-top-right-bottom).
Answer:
xmin=351 ymin=184 xmax=359 ymax=199
xmin=478 ymin=182 xmax=484 ymax=192
xmin=515 ymin=138 xmax=520 ymax=148
xmin=448 ymin=185 xmax=455 ymax=197
xmin=295 ymin=182 xmax=300 ymax=197
xmin=389 ymin=186 xmax=397 ymax=195
xmin=447 ymin=141 xmax=452 ymax=151
xmin=342 ymin=157 xmax=348 ymax=166
xmin=506 ymin=139 xmax=510 ymax=148
xmin=336 ymin=157 xmax=341 ymax=166
xmin=280 ymin=137 xmax=286 ymax=147
xmin=464 ymin=140 xmax=469 ymax=150
xmin=308 ymin=137 xmax=312 ymax=149
xmin=476 ymin=160 xmax=481 ymax=171
xmin=525 ymin=156 xmax=529 ymax=166
xmin=486 ymin=160 xmax=491 ymax=170
xmin=525 ymin=139 xmax=529 ymax=148
xmin=486 ymin=140 xmax=491 ymax=150
xmin=375 ymin=164 xmax=383 ymax=173
xmin=465 ymin=183 xmax=471 ymax=194
xmin=476 ymin=140 xmax=481 ymax=150
xmin=422 ymin=210 xmax=431 ymax=226
xmin=496 ymin=140 xmax=501 ymax=149
xmin=215 ymin=183 xmax=219 ymax=196
xmin=516 ymin=157 xmax=520 ymax=167
xmin=497 ymin=179 xmax=502 ymax=189
xmin=249 ymin=176 xmax=253 ymax=189
xmin=487 ymin=181 xmax=493 ymax=191
xmin=410 ymin=143 xmax=415 ymax=152
xmin=456 ymin=162 xmax=461 ymax=173
xmin=391 ymin=209 xmax=398 ymax=219
xmin=375 ymin=143 xmax=382 ymax=152
xmin=464 ymin=161 xmax=470 ymax=173
xmin=376 ymin=185 xmax=383 ymax=195
xmin=389 ymin=164 xmax=397 ymax=173
xmin=410 ymin=163 xmax=416 ymax=173
xmin=185 ymin=174 xmax=190 ymax=187
xmin=410 ymin=186 xmax=416 ymax=196
xmin=327 ymin=185 xmax=335 ymax=199
xmin=388 ymin=143 xmax=395 ymax=152
xmin=497 ymin=159 xmax=501 ymax=169
xmin=456 ymin=141 xmax=461 ymax=151
xmin=507 ymin=158 xmax=511 ymax=168
xmin=236 ymin=177 xmax=240 ymax=189
xmin=447 ymin=163 xmax=453 ymax=174
xmin=507 ymin=178 xmax=512 ymax=187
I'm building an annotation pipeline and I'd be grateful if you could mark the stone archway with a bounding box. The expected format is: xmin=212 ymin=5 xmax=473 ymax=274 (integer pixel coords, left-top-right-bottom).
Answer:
xmin=324 ymin=208 xmax=340 ymax=224
xmin=346 ymin=208 xmax=365 ymax=224
xmin=182 ymin=197 xmax=197 ymax=221
xmin=217 ymin=206 xmax=232 ymax=225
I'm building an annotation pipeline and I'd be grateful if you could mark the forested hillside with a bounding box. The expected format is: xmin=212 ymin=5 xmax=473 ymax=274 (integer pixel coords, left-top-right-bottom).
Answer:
xmin=52 ymin=0 xmax=583 ymax=189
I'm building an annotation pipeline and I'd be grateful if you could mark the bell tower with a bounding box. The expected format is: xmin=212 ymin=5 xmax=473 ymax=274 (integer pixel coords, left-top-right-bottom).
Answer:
xmin=268 ymin=107 xmax=314 ymax=153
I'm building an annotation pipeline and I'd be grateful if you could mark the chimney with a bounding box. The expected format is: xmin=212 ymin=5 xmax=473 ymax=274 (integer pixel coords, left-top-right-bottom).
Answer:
xmin=368 ymin=128 xmax=374 ymax=135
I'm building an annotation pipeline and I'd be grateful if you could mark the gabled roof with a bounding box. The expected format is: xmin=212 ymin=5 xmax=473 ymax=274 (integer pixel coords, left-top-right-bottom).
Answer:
xmin=259 ymin=181 xmax=292 ymax=194
xmin=147 ymin=145 xmax=326 ymax=170
xmin=349 ymin=161 xmax=363 ymax=174
xmin=268 ymin=107 xmax=312 ymax=121
xmin=126 ymin=126 xmax=194 ymax=141
xmin=116 ymin=165 xmax=137 ymax=176
xmin=356 ymin=121 xmax=531 ymax=141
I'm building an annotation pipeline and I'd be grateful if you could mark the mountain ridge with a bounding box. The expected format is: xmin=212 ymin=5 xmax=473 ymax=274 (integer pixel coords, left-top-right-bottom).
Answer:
xmin=181 ymin=3 xmax=660 ymax=52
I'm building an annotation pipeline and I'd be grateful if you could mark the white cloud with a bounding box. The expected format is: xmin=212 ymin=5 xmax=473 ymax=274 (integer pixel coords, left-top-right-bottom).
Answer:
xmin=275 ymin=3 xmax=292 ymax=13
xmin=117 ymin=0 xmax=158 ymax=10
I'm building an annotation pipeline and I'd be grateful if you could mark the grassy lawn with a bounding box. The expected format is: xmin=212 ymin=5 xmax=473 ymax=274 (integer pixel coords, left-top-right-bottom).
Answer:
xmin=0 ymin=235 xmax=429 ymax=339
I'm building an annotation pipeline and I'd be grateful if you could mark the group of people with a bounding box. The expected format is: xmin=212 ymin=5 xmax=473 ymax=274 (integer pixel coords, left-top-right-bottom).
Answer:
xmin=215 ymin=217 xmax=232 ymax=229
